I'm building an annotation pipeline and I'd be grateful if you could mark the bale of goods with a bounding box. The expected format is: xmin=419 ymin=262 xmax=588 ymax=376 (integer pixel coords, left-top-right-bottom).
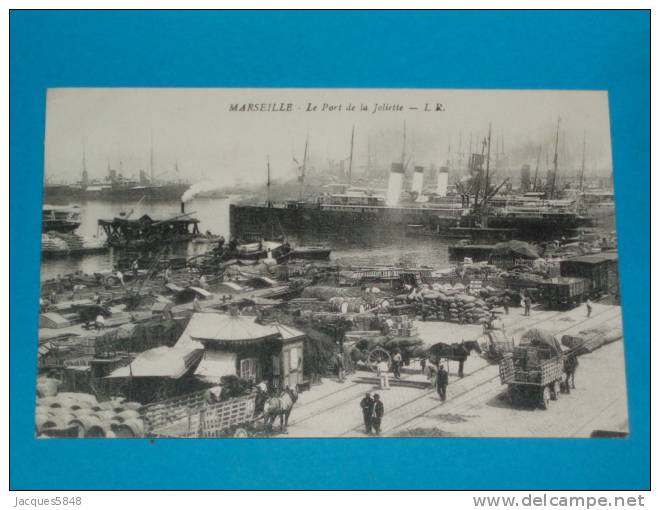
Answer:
xmin=111 ymin=418 xmax=145 ymax=438
xmin=302 ymin=286 xmax=363 ymax=301
xmin=345 ymin=298 xmax=367 ymax=314
xmin=36 ymin=377 xmax=59 ymax=398
xmin=69 ymin=415 xmax=111 ymax=438
xmin=116 ymin=409 xmax=141 ymax=423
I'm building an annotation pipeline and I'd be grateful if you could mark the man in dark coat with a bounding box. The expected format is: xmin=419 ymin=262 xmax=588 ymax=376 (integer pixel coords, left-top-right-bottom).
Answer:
xmin=360 ymin=392 xmax=374 ymax=434
xmin=372 ymin=394 xmax=384 ymax=435
xmin=436 ymin=364 xmax=449 ymax=401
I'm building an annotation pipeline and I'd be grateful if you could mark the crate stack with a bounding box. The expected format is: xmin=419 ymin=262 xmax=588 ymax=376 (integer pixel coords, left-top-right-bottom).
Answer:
xmin=387 ymin=315 xmax=418 ymax=337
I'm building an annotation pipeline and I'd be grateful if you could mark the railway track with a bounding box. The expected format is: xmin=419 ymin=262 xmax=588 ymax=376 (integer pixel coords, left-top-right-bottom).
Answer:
xmin=336 ymin=306 xmax=623 ymax=436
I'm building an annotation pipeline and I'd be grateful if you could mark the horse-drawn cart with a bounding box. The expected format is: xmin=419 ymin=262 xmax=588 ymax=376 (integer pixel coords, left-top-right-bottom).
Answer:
xmin=142 ymin=392 xmax=261 ymax=438
xmin=498 ymin=328 xmax=564 ymax=409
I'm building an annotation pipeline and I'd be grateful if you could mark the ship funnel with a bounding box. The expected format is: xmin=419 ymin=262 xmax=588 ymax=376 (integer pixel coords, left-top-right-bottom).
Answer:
xmin=181 ymin=201 xmax=185 ymax=214
xmin=412 ymin=166 xmax=424 ymax=196
xmin=387 ymin=163 xmax=405 ymax=206
xmin=436 ymin=167 xmax=449 ymax=197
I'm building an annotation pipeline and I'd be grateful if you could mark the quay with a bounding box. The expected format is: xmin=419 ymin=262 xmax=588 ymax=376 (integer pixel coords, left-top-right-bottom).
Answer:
xmin=35 ymin=239 xmax=625 ymax=438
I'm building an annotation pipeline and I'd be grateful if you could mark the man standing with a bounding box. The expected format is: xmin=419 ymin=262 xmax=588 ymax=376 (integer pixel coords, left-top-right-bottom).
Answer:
xmin=336 ymin=352 xmax=345 ymax=383
xmin=436 ymin=364 xmax=449 ymax=401
xmin=131 ymin=258 xmax=139 ymax=278
xmin=116 ymin=269 xmax=125 ymax=288
xmin=360 ymin=392 xmax=374 ymax=435
xmin=372 ymin=394 xmax=384 ymax=435
xmin=377 ymin=359 xmax=390 ymax=390
xmin=503 ymin=295 xmax=510 ymax=315
xmin=586 ymin=298 xmax=593 ymax=318
xmin=524 ymin=295 xmax=532 ymax=316
xmin=392 ymin=351 xmax=402 ymax=379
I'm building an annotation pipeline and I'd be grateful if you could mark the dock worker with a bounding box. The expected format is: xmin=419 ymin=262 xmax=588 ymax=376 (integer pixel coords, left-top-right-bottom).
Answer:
xmin=436 ymin=364 xmax=449 ymax=401
xmin=377 ymin=359 xmax=390 ymax=390
xmin=503 ymin=295 xmax=510 ymax=315
xmin=360 ymin=392 xmax=374 ymax=435
xmin=335 ymin=352 xmax=345 ymax=383
xmin=94 ymin=313 xmax=105 ymax=331
xmin=163 ymin=266 xmax=171 ymax=285
xmin=392 ymin=351 xmax=403 ymax=379
xmin=586 ymin=298 xmax=593 ymax=318
xmin=523 ymin=295 xmax=532 ymax=316
xmin=371 ymin=394 xmax=384 ymax=435
xmin=116 ymin=269 xmax=125 ymax=287
xmin=131 ymin=258 xmax=139 ymax=278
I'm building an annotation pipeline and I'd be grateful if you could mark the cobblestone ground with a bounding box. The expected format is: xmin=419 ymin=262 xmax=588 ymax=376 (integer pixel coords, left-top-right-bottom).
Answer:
xmin=283 ymin=304 xmax=627 ymax=438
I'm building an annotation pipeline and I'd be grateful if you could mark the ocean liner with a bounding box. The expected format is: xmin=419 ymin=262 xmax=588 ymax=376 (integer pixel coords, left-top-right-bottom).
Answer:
xmin=230 ymin=124 xmax=596 ymax=241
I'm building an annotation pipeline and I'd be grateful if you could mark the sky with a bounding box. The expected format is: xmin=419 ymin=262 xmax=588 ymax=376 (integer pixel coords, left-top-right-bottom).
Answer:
xmin=44 ymin=88 xmax=613 ymax=186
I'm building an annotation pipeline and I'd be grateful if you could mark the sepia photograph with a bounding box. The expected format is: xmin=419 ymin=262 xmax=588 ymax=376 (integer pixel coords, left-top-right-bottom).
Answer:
xmin=35 ymin=87 xmax=627 ymax=440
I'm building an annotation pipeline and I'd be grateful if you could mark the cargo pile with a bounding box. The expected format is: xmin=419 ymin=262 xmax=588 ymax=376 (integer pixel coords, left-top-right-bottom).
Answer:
xmin=36 ymin=380 xmax=144 ymax=438
xmin=42 ymin=232 xmax=106 ymax=255
xmin=419 ymin=286 xmax=491 ymax=325
xmin=382 ymin=315 xmax=418 ymax=337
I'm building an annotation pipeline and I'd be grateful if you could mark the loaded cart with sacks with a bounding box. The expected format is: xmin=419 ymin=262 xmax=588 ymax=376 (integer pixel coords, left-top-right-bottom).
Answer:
xmin=498 ymin=328 xmax=564 ymax=409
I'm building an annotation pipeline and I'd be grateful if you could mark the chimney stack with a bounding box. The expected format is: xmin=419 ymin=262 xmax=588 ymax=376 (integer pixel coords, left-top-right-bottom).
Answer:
xmin=436 ymin=167 xmax=449 ymax=197
xmin=387 ymin=163 xmax=405 ymax=206
xmin=181 ymin=201 xmax=185 ymax=214
xmin=412 ymin=166 xmax=425 ymax=196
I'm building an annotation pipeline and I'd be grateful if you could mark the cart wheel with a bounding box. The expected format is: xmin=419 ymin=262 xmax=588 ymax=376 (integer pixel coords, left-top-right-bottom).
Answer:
xmin=233 ymin=428 xmax=248 ymax=438
xmin=540 ymin=386 xmax=551 ymax=410
xmin=551 ymin=381 xmax=561 ymax=400
xmin=368 ymin=347 xmax=391 ymax=372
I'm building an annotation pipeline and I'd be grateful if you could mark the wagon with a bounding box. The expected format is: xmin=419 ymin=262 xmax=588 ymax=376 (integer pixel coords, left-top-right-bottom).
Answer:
xmin=498 ymin=329 xmax=564 ymax=409
xmin=142 ymin=392 xmax=261 ymax=438
xmin=536 ymin=277 xmax=588 ymax=310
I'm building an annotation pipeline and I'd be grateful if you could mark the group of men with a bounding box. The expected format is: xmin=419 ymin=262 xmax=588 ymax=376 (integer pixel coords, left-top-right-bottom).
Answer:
xmin=359 ymin=392 xmax=385 ymax=435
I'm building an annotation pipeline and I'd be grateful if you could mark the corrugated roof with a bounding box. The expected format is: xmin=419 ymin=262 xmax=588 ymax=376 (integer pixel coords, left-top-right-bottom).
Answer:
xmin=562 ymin=252 xmax=618 ymax=264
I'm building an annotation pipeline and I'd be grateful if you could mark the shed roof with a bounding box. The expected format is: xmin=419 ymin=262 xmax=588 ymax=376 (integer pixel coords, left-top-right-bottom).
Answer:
xmin=562 ymin=252 xmax=618 ymax=264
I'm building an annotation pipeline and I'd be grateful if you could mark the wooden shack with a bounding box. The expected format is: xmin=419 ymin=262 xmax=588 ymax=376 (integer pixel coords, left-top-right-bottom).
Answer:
xmin=178 ymin=311 xmax=306 ymax=391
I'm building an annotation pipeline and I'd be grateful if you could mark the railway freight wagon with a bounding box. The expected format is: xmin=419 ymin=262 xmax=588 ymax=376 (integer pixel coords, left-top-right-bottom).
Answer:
xmin=559 ymin=252 xmax=619 ymax=301
xmin=536 ymin=277 xmax=588 ymax=310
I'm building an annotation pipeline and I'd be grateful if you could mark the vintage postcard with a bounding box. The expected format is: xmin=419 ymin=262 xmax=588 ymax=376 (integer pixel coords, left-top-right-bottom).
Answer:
xmin=37 ymin=88 xmax=626 ymax=438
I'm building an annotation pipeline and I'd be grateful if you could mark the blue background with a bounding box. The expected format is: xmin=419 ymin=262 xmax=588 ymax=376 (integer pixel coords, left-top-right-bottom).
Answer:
xmin=10 ymin=10 xmax=650 ymax=490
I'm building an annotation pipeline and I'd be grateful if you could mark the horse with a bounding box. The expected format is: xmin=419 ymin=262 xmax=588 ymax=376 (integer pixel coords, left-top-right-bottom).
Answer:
xmin=263 ymin=387 xmax=299 ymax=433
xmin=563 ymin=352 xmax=579 ymax=393
xmin=428 ymin=340 xmax=482 ymax=378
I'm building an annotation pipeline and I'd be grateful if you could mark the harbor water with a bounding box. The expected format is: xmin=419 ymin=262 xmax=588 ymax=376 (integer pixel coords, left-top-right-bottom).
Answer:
xmin=40 ymin=197 xmax=453 ymax=281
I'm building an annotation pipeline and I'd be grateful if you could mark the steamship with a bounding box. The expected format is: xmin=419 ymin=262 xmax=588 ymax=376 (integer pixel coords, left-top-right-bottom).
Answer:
xmin=230 ymin=123 xmax=595 ymax=241
xmin=229 ymin=163 xmax=595 ymax=241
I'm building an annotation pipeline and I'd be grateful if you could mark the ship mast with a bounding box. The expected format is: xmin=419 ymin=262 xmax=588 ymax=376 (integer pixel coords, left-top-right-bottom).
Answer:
xmin=401 ymin=121 xmax=407 ymax=168
xmin=150 ymin=132 xmax=155 ymax=184
xmin=483 ymin=123 xmax=493 ymax=212
xmin=348 ymin=125 xmax=355 ymax=186
xmin=533 ymin=145 xmax=542 ymax=192
xmin=266 ymin=155 xmax=272 ymax=207
xmin=579 ymin=129 xmax=586 ymax=191
xmin=300 ymin=134 xmax=308 ymax=201
xmin=551 ymin=116 xmax=560 ymax=199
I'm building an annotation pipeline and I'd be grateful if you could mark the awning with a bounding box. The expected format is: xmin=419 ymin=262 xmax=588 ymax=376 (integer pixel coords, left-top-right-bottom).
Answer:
xmin=194 ymin=350 xmax=237 ymax=382
xmin=105 ymin=346 xmax=203 ymax=379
